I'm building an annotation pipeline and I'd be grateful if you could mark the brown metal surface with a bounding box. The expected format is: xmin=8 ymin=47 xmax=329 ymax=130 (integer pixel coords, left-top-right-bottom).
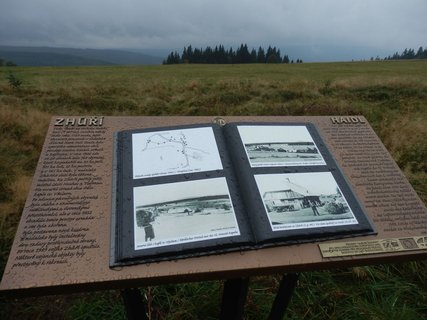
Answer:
xmin=1 ymin=116 xmax=426 ymax=297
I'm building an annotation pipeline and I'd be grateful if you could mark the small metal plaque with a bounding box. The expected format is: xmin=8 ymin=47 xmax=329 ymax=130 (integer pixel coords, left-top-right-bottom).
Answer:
xmin=319 ymin=236 xmax=427 ymax=257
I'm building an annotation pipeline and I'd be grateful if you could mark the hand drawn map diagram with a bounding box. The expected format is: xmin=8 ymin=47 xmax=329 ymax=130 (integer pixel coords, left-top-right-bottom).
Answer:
xmin=132 ymin=127 xmax=223 ymax=179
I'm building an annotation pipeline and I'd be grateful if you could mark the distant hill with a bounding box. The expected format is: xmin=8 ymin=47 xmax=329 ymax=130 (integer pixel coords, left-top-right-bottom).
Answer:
xmin=0 ymin=46 xmax=163 ymax=66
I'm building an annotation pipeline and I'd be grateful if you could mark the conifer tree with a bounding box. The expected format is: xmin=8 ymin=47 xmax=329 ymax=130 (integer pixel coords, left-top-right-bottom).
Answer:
xmin=250 ymin=49 xmax=257 ymax=63
xmin=257 ymin=47 xmax=266 ymax=63
xmin=416 ymin=46 xmax=423 ymax=58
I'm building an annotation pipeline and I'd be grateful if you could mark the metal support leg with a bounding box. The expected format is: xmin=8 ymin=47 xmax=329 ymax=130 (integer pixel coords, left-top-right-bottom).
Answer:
xmin=268 ymin=273 xmax=299 ymax=320
xmin=220 ymin=278 xmax=249 ymax=320
xmin=121 ymin=288 xmax=149 ymax=320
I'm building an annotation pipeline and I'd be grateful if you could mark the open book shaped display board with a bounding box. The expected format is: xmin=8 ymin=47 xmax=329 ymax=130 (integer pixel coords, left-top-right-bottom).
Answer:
xmin=111 ymin=122 xmax=375 ymax=266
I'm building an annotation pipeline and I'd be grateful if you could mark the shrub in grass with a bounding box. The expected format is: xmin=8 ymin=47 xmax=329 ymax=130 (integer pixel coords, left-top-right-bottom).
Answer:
xmin=6 ymin=72 xmax=22 ymax=89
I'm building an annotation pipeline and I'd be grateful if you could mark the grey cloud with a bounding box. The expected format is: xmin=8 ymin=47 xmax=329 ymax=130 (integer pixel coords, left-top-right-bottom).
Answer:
xmin=1 ymin=0 xmax=426 ymax=59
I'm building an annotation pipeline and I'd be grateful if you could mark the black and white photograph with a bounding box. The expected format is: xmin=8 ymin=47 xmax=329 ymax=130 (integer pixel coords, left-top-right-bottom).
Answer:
xmin=133 ymin=177 xmax=240 ymax=250
xmin=255 ymin=172 xmax=358 ymax=231
xmin=237 ymin=125 xmax=326 ymax=167
xmin=132 ymin=127 xmax=223 ymax=179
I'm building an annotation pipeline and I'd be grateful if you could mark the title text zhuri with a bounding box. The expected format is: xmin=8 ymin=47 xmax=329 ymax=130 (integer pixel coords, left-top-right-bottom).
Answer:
xmin=55 ymin=117 xmax=104 ymax=127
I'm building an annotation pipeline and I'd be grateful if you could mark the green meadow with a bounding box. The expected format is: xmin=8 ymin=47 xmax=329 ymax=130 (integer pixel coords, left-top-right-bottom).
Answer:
xmin=0 ymin=61 xmax=426 ymax=319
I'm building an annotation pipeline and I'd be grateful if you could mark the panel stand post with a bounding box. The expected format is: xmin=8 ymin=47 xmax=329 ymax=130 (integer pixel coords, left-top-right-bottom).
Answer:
xmin=220 ymin=278 xmax=250 ymax=320
xmin=267 ymin=273 xmax=299 ymax=320
xmin=121 ymin=288 xmax=149 ymax=320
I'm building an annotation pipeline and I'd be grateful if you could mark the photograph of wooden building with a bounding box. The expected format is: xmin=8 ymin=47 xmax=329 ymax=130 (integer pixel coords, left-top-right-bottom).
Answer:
xmin=263 ymin=178 xmax=321 ymax=213
xmin=255 ymin=173 xmax=357 ymax=230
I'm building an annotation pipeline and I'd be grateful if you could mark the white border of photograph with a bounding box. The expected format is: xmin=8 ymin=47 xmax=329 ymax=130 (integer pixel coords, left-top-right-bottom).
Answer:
xmin=237 ymin=125 xmax=326 ymax=167
xmin=132 ymin=127 xmax=223 ymax=179
xmin=133 ymin=177 xmax=240 ymax=250
xmin=254 ymin=172 xmax=358 ymax=231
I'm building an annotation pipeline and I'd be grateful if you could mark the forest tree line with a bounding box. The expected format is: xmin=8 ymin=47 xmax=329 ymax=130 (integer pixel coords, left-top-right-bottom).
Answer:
xmin=381 ymin=46 xmax=427 ymax=60
xmin=163 ymin=44 xmax=302 ymax=64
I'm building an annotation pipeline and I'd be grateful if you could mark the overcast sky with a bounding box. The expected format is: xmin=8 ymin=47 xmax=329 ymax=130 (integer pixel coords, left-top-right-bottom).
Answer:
xmin=1 ymin=0 xmax=426 ymax=60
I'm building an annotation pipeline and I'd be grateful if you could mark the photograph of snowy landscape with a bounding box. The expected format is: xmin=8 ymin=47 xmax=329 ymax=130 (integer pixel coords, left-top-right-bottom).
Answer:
xmin=133 ymin=177 xmax=240 ymax=250
xmin=237 ymin=125 xmax=326 ymax=167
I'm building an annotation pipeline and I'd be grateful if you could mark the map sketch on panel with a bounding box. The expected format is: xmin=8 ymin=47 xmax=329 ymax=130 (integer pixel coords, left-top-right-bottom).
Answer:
xmin=132 ymin=127 xmax=223 ymax=179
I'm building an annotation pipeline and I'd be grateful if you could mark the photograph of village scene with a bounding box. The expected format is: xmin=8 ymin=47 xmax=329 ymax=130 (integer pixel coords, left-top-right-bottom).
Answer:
xmin=255 ymin=172 xmax=358 ymax=231
xmin=237 ymin=125 xmax=326 ymax=167
xmin=133 ymin=178 xmax=240 ymax=250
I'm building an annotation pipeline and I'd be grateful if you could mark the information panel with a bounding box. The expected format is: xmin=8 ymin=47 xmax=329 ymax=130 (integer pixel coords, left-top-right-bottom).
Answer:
xmin=1 ymin=116 xmax=426 ymax=297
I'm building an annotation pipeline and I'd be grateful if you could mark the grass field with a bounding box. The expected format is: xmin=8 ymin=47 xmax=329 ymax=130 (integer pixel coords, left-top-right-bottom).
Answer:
xmin=0 ymin=60 xmax=426 ymax=319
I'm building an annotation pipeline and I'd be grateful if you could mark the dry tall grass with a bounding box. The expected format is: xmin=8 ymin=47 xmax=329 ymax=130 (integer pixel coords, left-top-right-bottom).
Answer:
xmin=0 ymin=61 xmax=426 ymax=319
